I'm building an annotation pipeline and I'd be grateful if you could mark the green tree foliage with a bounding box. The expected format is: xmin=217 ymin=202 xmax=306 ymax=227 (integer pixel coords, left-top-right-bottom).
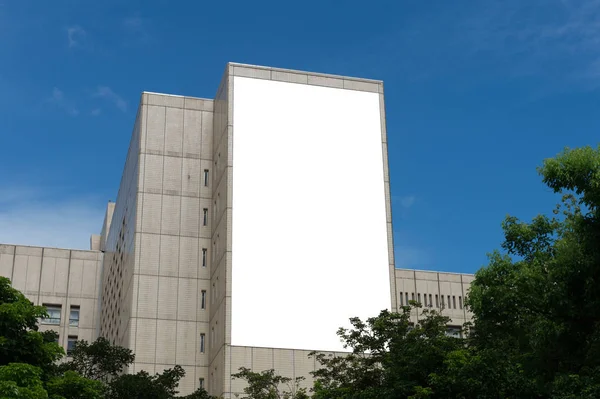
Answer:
xmin=232 ymin=367 xmax=308 ymax=399
xmin=46 ymin=371 xmax=105 ymax=399
xmin=310 ymin=306 xmax=464 ymax=399
xmin=58 ymin=338 xmax=134 ymax=384
xmin=466 ymin=145 xmax=600 ymax=397
xmin=0 ymin=363 xmax=48 ymax=399
xmin=0 ymin=277 xmax=64 ymax=376
xmin=106 ymin=366 xmax=185 ymax=399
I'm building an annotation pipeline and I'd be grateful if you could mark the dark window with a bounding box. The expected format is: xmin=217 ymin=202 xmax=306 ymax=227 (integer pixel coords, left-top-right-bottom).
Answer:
xmin=203 ymin=209 xmax=208 ymax=226
xmin=417 ymin=293 xmax=421 ymax=304
xmin=201 ymin=290 xmax=206 ymax=309
xmin=200 ymin=334 xmax=205 ymax=353
xmin=399 ymin=293 xmax=403 ymax=306
xmin=405 ymin=293 xmax=409 ymax=304
xmin=429 ymin=294 xmax=433 ymax=307
xmin=452 ymin=296 xmax=457 ymax=309
xmin=202 ymin=248 xmax=207 ymax=267
xmin=203 ymin=169 xmax=209 ymax=186
xmin=67 ymin=336 xmax=78 ymax=354
xmin=42 ymin=304 xmax=61 ymax=325
xmin=69 ymin=306 xmax=80 ymax=327
xmin=199 ymin=378 xmax=205 ymax=389
xmin=435 ymin=295 xmax=439 ymax=308
xmin=459 ymin=296 xmax=463 ymax=309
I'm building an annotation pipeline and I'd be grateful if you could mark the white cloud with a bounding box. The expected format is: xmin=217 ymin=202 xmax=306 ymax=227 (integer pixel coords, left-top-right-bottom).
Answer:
xmin=93 ymin=86 xmax=127 ymax=112
xmin=394 ymin=245 xmax=433 ymax=269
xmin=49 ymin=87 xmax=78 ymax=116
xmin=398 ymin=195 xmax=416 ymax=208
xmin=0 ymin=187 xmax=105 ymax=250
xmin=90 ymin=108 xmax=102 ymax=116
xmin=67 ymin=25 xmax=86 ymax=48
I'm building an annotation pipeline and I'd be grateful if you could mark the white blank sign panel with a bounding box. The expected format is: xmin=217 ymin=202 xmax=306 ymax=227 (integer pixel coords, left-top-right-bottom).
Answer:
xmin=231 ymin=76 xmax=391 ymax=351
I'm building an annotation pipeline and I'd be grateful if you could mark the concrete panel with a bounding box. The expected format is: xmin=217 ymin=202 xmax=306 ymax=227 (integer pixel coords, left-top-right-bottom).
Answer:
xmin=181 ymin=158 xmax=201 ymax=197
xmin=159 ymin=235 xmax=179 ymax=277
xmin=307 ymin=75 xmax=344 ymax=88
xmin=177 ymin=278 xmax=197 ymax=321
xmin=145 ymin=105 xmax=166 ymax=154
xmin=143 ymin=154 xmax=164 ymax=194
xmin=134 ymin=318 xmax=157 ymax=364
xmin=200 ymin=111 xmax=213 ymax=160
xmin=141 ymin=193 xmax=162 ymax=234
xmin=180 ymin=196 xmax=200 ymax=237
xmin=161 ymin=195 xmax=181 ymax=236
xmin=163 ymin=156 xmax=183 ymax=195
xmin=0 ymin=253 xmax=13 ymax=279
xmin=178 ymin=236 xmax=198 ymax=279
xmin=183 ymin=109 xmax=202 ymax=158
xmin=147 ymin=93 xmax=185 ymax=108
xmin=176 ymin=321 xmax=197 ymax=366
xmin=137 ymin=275 xmax=159 ymax=318
xmin=138 ymin=233 xmax=160 ymax=275
xmin=252 ymin=347 xmax=274 ymax=372
xmin=157 ymin=276 xmax=178 ymax=320
xmin=156 ymin=319 xmax=177 ymax=364
xmin=165 ymin=107 xmax=184 ymax=156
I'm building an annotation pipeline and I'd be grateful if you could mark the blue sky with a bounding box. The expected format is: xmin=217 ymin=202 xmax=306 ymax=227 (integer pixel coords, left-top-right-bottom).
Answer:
xmin=1 ymin=0 xmax=599 ymax=274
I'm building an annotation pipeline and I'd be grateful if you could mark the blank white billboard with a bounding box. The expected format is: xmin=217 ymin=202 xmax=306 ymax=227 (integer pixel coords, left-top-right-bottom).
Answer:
xmin=231 ymin=76 xmax=390 ymax=351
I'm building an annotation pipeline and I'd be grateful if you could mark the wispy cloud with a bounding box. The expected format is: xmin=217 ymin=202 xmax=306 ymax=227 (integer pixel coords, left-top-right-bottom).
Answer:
xmin=394 ymin=245 xmax=434 ymax=269
xmin=397 ymin=195 xmax=416 ymax=209
xmin=0 ymin=186 xmax=104 ymax=250
xmin=66 ymin=25 xmax=86 ymax=48
xmin=48 ymin=87 xmax=78 ymax=116
xmin=122 ymin=15 xmax=151 ymax=45
xmin=93 ymin=86 xmax=127 ymax=112
xmin=90 ymin=108 xmax=102 ymax=116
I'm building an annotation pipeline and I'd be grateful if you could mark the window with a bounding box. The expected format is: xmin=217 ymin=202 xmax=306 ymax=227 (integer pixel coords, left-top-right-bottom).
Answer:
xmin=211 ymin=283 xmax=215 ymax=303
xmin=203 ymin=208 xmax=208 ymax=226
xmin=446 ymin=326 xmax=462 ymax=339
xmin=199 ymin=378 xmax=205 ymax=389
xmin=211 ymin=327 xmax=215 ymax=345
xmin=453 ymin=296 xmax=457 ymax=309
xmin=200 ymin=333 xmax=205 ymax=353
xmin=435 ymin=295 xmax=439 ymax=308
xmin=423 ymin=294 xmax=427 ymax=306
xmin=429 ymin=294 xmax=433 ymax=307
xmin=405 ymin=293 xmax=409 ymax=305
xmin=448 ymin=296 xmax=451 ymax=309
xmin=203 ymin=169 xmax=209 ymax=186
xmin=42 ymin=304 xmax=61 ymax=325
xmin=441 ymin=295 xmax=445 ymax=308
xmin=459 ymin=296 xmax=463 ymax=309
xmin=202 ymin=248 xmax=207 ymax=267
xmin=201 ymin=290 xmax=206 ymax=309
xmin=399 ymin=293 xmax=403 ymax=306
xmin=69 ymin=306 xmax=80 ymax=327
xmin=417 ymin=293 xmax=421 ymax=304
xmin=67 ymin=335 xmax=78 ymax=354
xmin=411 ymin=293 xmax=415 ymax=301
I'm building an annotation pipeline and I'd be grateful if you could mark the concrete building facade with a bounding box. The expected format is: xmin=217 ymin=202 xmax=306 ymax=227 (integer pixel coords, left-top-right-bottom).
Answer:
xmin=0 ymin=63 xmax=474 ymax=397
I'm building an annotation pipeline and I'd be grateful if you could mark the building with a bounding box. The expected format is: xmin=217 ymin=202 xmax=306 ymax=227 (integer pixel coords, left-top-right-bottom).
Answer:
xmin=0 ymin=63 xmax=473 ymax=397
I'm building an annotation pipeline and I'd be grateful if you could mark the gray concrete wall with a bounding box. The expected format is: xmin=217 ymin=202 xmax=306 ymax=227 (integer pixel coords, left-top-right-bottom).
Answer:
xmin=0 ymin=244 xmax=103 ymax=352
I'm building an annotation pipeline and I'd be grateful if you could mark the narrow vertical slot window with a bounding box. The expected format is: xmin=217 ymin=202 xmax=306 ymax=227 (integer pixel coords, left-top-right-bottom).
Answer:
xmin=452 ymin=296 xmax=456 ymax=309
xmin=200 ymin=333 xmax=205 ymax=353
xmin=405 ymin=293 xmax=409 ymax=305
xmin=202 ymin=248 xmax=207 ymax=267
xmin=201 ymin=290 xmax=206 ymax=309
xmin=203 ymin=169 xmax=209 ymax=187
xmin=459 ymin=296 xmax=463 ymax=309
xmin=435 ymin=295 xmax=439 ymax=308
xmin=203 ymin=208 xmax=208 ymax=226
xmin=448 ymin=296 xmax=451 ymax=309
xmin=429 ymin=294 xmax=433 ymax=307
xmin=417 ymin=293 xmax=421 ymax=304
xmin=399 ymin=293 xmax=403 ymax=306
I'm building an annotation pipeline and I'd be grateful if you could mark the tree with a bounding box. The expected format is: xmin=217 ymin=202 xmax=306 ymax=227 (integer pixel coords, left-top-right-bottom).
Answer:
xmin=0 ymin=277 xmax=64 ymax=378
xmin=58 ymin=337 xmax=134 ymax=384
xmin=232 ymin=367 xmax=308 ymax=399
xmin=310 ymin=305 xmax=465 ymax=399
xmin=465 ymin=145 xmax=600 ymax=397
xmin=46 ymin=371 xmax=105 ymax=399
xmin=0 ymin=363 xmax=48 ymax=399
xmin=106 ymin=365 xmax=185 ymax=399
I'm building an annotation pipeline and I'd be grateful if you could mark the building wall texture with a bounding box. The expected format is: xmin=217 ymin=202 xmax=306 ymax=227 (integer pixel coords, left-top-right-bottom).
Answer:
xmin=0 ymin=244 xmax=103 ymax=351
xmin=0 ymin=63 xmax=475 ymax=397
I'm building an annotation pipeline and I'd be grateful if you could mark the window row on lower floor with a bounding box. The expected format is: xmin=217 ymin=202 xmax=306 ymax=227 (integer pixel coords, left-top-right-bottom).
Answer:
xmin=399 ymin=292 xmax=463 ymax=310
